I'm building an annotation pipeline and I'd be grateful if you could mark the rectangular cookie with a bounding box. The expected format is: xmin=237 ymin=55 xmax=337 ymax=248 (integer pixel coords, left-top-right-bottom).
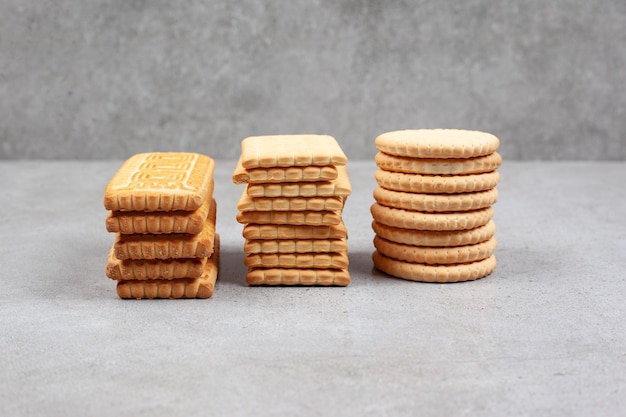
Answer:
xmin=244 ymin=238 xmax=348 ymax=254
xmin=242 ymin=223 xmax=348 ymax=240
xmin=236 ymin=209 xmax=343 ymax=226
xmin=237 ymin=191 xmax=345 ymax=212
xmin=232 ymin=156 xmax=338 ymax=184
xmin=117 ymin=235 xmax=220 ymax=299
xmin=104 ymin=152 xmax=215 ymax=212
xmin=113 ymin=205 xmax=216 ymax=260
xmin=106 ymin=192 xmax=215 ymax=235
xmin=246 ymin=267 xmax=350 ymax=286
xmin=245 ymin=166 xmax=351 ymax=198
xmin=105 ymin=247 xmax=208 ymax=280
xmin=240 ymin=135 xmax=348 ymax=169
xmin=244 ymin=251 xmax=349 ymax=269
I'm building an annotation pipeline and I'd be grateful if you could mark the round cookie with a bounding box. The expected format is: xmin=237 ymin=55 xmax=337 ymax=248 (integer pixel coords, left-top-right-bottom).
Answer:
xmin=373 ymin=235 xmax=497 ymax=264
xmin=370 ymin=203 xmax=493 ymax=231
xmin=373 ymin=187 xmax=498 ymax=212
xmin=372 ymin=251 xmax=497 ymax=283
xmin=375 ymin=129 xmax=500 ymax=159
xmin=371 ymin=220 xmax=496 ymax=247
xmin=375 ymin=152 xmax=502 ymax=175
xmin=374 ymin=169 xmax=500 ymax=194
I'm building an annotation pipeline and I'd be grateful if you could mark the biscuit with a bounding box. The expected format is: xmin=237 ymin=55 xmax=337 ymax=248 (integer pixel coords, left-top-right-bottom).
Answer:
xmin=244 ymin=251 xmax=349 ymax=269
xmin=237 ymin=192 xmax=345 ymax=212
xmin=105 ymin=247 xmax=207 ymax=280
xmin=242 ymin=223 xmax=348 ymax=240
xmin=373 ymin=187 xmax=498 ymax=212
xmin=370 ymin=203 xmax=493 ymax=230
xmin=240 ymin=135 xmax=348 ymax=169
xmin=375 ymin=129 xmax=500 ymax=159
xmin=232 ymin=157 xmax=338 ymax=184
xmin=113 ymin=205 xmax=216 ymax=260
xmin=374 ymin=170 xmax=500 ymax=194
xmin=373 ymin=235 xmax=497 ymax=264
xmin=246 ymin=268 xmax=350 ymax=286
xmin=246 ymin=166 xmax=351 ymax=198
xmin=374 ymin=152 xmax=502 ymax=175
xmin=373 ymin=251 xmax=496 ymax=282
xmin=236 ymin=209 xmax=343 ymax=226
xmin=244 ymin=238 xmax=348 ymax=254
xmin=116 ymin=235 xmax=220 ymax=299
xmin=106 ymin=193 xmax=215 ymax=235
xmin=371 ymin=220 xmax=495 ymax=247
xmin=104 ymin=152 xmax=215 ymax=212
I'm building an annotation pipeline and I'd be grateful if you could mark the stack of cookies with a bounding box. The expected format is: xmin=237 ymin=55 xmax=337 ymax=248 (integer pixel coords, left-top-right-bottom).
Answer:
xmin=103 ymin=152 xmax=219 ymax=299
xmin=371 ymin=129 xmax=501 ymax=282
xmin=232 ymin=135 xmax=352 ymax=286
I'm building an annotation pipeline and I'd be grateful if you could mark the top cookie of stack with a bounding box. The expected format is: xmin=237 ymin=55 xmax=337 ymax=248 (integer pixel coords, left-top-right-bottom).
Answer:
xmin=371 ymin=129 xmax=502 ymax=283
xmin=103 ymin=152 xmax=220 ymax=299
xmin=232 ymin=135 xmax=352 ymax=286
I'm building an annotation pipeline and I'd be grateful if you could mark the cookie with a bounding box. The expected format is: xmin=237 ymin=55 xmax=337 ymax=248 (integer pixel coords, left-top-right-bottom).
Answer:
xmin=232 ymin=157 xmax=338 ymax=184
xmin=246 ymin=268 xmax=350 ymax=286
xmin=244 ymin=238 xmax=348 ymax=254
xmin=242 ymin=223 xmax=348 ymax=240
xmin=375 ymin=129 xmax=500 ymax=159
xmin=237 ymin=191 xmax=345 ymax=212
xmin=244 ymin=251 xmax=349 ymax=269
xmin=106 ymin=193 xmax=215 ymax=235
xmin=113 ymin=205 xmax=216 ymax=260
xmin=246 ymin=166 xmax=351 ymax=198
xmin=371 ymin=220 xmax=495 ymax=247
xmin=370 ymin=203 xmax=493 ymax=230
xmin=373 ymin=235 xmax=497 ymax=264
xmin=105 ymin=247 xmax=208 ymax=280
xmin=116 ymin=235 xmax=220 ymax=299
xmin=104 ymin=152 xmax=215 ymax=212
xmin=373 ymin=187 xmax=498 ymax=212
xmin=372 ymin=251 xmax=496 ymax=282
xmin=374 ymin=169 xmax=500 ymax=194
xmin=374 ymin=152 xmax=502 ymax=175
xmin=236 ymin=209 xmax=343 ymax=226
xmin=240 ymin=135 xmax=348 ymax=169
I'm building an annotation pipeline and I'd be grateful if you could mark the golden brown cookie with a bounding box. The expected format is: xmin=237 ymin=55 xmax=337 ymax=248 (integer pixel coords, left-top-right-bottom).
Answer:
xmin=373 ymin=235 xmax=497 ymax=264
xmin=373 ymin=251 xmax=496 ymax=282
xmin=104 ymin=152 xmax=215 ymax=212
xmin=371 ymin=220 xmax=495 ymax=247
xmin=373 ymin=187 xmax=498 ymax=212
xmin=237 ymin=192 xmax=345 ymax=212
xmin=246 ymin=268 xmax=350 ymax=286
xmin=370 ymin=203 xmax=493 ymax=231
xmin=244 ymin=238 xmax=348 ymax=254
xmin=374 ymin=151 xmax=502 ymax=175
xmin=374 ymin=169 xmax=500 ymax=194
xmin=240 ymin=135 xmax=348 ymax=168
xmin=232 ymin=157 xmax=338 ymax=184
xmin=242 ymin=223 xmax=348 ymax=240
xmin=244 ymin=251 xmax=349 ymax=269
xmin=375 ymin=129 xmax=500 ymax=159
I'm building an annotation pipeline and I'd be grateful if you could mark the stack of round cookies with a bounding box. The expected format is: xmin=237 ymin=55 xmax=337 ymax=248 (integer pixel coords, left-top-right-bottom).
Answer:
xmin=233 ymin=135 xmax=352 ymax=286
xmin=370 ymin=129 xmax=502 ymax=282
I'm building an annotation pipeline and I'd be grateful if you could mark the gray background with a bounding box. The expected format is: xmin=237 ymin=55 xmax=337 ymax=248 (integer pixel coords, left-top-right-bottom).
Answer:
xmin=1 ymin=0 xmax=625 ymax=161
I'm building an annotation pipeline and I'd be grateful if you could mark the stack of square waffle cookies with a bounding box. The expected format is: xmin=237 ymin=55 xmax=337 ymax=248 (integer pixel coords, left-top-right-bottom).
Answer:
xmin=233 ymin=135 xmax=352 ymax=286
xmin=371 ymin=129 xmax=501 ymax=282
xmin=103 ymin=152 xmax=219 ymax=299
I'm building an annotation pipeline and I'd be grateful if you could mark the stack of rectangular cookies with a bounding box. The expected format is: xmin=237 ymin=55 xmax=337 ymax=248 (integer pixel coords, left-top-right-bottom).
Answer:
xmin=371 ymin=129 xmax=501 ymax=282
xmin=103 ymin=152 xmax=219 ymax=299
xmin=233 ymin=135 xmax=352 ymax=286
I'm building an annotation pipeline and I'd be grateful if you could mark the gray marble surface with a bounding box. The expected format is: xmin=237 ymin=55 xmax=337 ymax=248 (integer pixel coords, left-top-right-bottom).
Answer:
xmin=2 ymin=0 xmax=626 ymax=160
xmin=0 ymin=160 xmax=625 ymax=416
